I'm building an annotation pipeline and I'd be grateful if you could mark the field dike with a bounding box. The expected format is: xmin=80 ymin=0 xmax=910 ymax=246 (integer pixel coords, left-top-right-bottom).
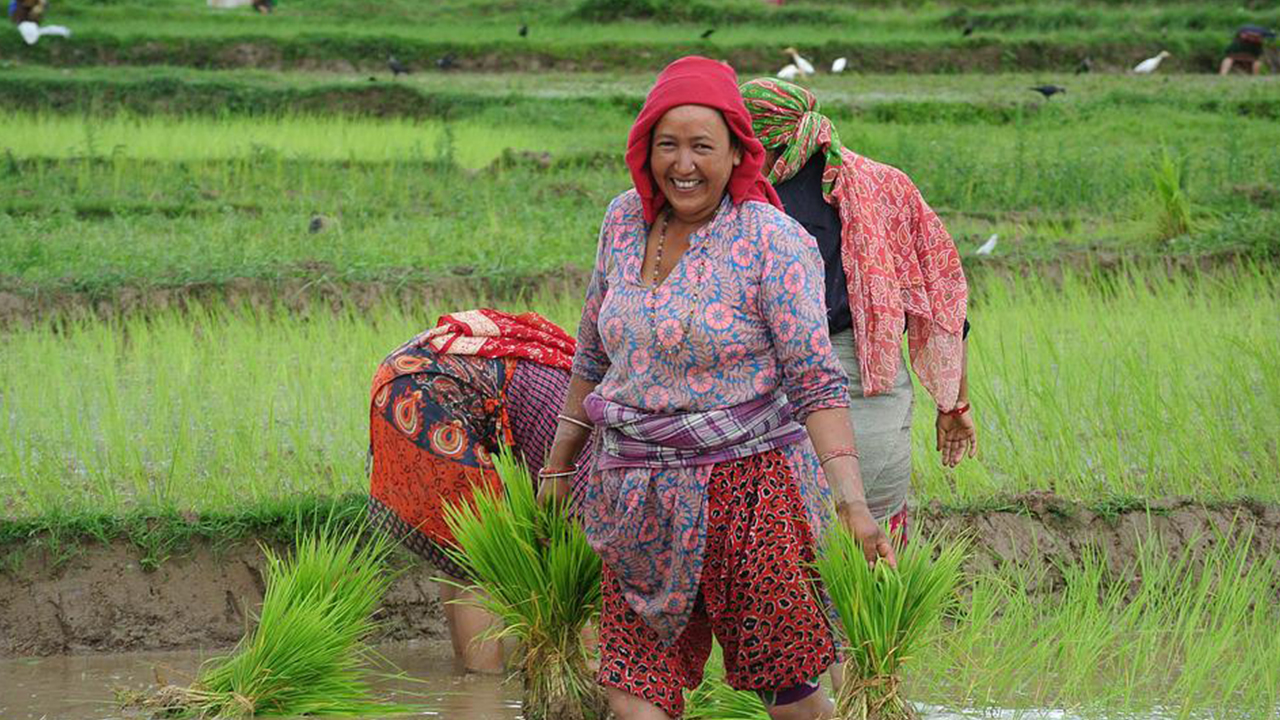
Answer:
xmin=3 ymin=493 xmax=1277 ymax=657
xmin=2 ymin=36 xmax=1230 ymax=75
xmin=0 ymin=252 xmax=1254 ymax=329
xmin=5 ymin=75 xmax=1278 ymax=123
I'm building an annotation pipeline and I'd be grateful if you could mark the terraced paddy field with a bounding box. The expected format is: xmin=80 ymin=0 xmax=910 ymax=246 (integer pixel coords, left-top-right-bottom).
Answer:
xmin=1 ymin=69 xmax=1277 ymax=315
xmin=5 ymin=0 xmax=1280 ymax=72
xmin=2 ymin=1 xmax=1279 ymax=718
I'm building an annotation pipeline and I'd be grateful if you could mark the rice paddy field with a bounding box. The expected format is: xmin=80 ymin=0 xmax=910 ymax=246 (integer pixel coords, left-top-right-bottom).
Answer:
xmin=1 ymin=0 xmax=1279 ymax=718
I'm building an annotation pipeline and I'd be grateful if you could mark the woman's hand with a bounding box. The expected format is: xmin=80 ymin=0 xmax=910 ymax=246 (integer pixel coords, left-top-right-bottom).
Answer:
xmin=536 ymin=469 xmax=574 ymax=506
xmin=935 ymin=406 xmax=977 ymax=468
xmin=837 ymin=500 xmax=897 ymax=568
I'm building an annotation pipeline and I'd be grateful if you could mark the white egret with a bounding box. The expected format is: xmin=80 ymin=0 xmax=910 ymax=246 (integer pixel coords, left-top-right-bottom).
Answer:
xmin=975 ymin=234 xmax=999 ymax=255
xmin=831 ymin=57 xmax=848 ymax=73
xmin=1132 ymin=50 xmax=1171 ymax=74
xmin=783 ymin=47 xmax=815 ymax=75
xmin=777 ymin=64 xmax=800 ymax=80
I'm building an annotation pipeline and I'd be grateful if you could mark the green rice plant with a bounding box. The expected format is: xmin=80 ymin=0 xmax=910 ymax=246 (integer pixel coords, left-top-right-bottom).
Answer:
xmin=913 ymin=520 xmax=1280 ymax=717
xmin=684 ymin=644 xmax=770 ymax=719
xmin=3 ymin=266 xmax=1278 ymax=522
xmin=815 ymin=525 xmax=967 ymax=720
xmin=6 ymin=78 xmax=1280 ymax=297
xmin=135 ymin=525 xmax=406 ymax=717
xmin=912 ymin=264 xmax=1280 ymax=506
xmin=0 ymin=111 xmax=619 ymax=169
xmin=1151 ymin=145 xmax=1194 ymax=242
xmin=442 ymin=447 xmax=605 ymax=720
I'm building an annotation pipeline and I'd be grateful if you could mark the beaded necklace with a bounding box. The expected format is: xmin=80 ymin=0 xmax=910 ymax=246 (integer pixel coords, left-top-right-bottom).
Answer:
xmin=647 ymin=208 xmax=707 ymax=355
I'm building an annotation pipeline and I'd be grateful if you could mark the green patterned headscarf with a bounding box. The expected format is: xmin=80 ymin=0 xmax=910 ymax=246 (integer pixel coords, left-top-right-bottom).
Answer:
xmin=739 ymin=77 xmax=845 ymax=198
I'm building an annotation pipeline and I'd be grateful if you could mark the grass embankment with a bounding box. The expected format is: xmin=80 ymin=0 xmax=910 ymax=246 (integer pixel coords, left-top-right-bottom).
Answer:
xmin=3 ymin=0 xmax=1276 ymax=72
xmin=2 ymin=75 xmax=1276 ymax=303
xmin=5 ymin=67 xmax=1280 ymax=122
xmin=1 ymin=268 xmax=1276 ymax=521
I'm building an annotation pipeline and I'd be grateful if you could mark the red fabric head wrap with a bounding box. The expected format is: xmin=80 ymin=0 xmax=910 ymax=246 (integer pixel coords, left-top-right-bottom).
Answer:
xmin=626 ymin=56 xmax=782 ymax=224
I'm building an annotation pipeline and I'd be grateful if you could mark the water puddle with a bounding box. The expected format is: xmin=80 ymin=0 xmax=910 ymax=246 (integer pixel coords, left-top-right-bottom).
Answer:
xmin=0 ymin=646 xmax=1227 ymax=720
xmin=0 ymin=641 xmax=523 ymax=719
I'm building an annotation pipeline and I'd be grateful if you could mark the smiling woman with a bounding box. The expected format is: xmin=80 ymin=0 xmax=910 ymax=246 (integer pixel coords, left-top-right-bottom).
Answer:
xmin=534 ymin=56 xmax=894 ymax=720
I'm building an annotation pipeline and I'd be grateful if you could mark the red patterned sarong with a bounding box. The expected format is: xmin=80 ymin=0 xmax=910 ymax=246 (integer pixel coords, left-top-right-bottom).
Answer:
xmin=368 ymin=311 xmax=585 ymax=580
xmin=596 ymin=450 xmax=836 ymax=717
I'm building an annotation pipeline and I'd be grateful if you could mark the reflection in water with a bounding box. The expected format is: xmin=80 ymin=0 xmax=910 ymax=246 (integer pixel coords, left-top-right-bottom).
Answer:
xmin=0 ymin=646 xmax=1221 ymax=720
xmin=0 ymin=641 xmax=523 ymax=720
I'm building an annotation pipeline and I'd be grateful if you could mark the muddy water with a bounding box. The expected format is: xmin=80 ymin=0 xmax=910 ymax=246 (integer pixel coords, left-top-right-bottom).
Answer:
xmin=0 ymin=641 xmax=523 ymax=720
xmin=0 ymin=642 xmax=1220 ymax=720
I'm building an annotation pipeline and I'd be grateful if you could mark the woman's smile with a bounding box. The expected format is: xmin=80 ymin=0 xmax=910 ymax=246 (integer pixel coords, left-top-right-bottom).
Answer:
xmin=669 ymin=177 xmax=705 ymax=193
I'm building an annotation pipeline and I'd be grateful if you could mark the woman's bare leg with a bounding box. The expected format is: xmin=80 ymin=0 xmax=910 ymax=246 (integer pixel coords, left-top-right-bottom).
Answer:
xmin=437 ymin=579 xmax=504 ymax=673
xmin=606 ymin=687 xmax=673 ymax=720
xmin=766 ymin=692 xmax=835 ymax=720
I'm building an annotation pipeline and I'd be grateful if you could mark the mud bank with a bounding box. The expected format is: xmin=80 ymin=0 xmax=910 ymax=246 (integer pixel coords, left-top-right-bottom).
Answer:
xmin=3 ymin=494 xmax=1277 ymax=657
xmin=3 ymin=37 xmax=1226 ymax=75
xmin=0 ymin=537 xmax=448 ymax=658
xmin=0 ymin=265 xmax=594 ymax=329
xmin=0 ymin=252 xmax=1255 ymax=328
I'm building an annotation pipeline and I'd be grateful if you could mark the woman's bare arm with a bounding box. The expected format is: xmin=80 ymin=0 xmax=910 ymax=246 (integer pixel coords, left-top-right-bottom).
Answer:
xmin=536 ymin=374 xmax=599 ymax=503
xmin=805 ymin=407 xmax=896 ymax=566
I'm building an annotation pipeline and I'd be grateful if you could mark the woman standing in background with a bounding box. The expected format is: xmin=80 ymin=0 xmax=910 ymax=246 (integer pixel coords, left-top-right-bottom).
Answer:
xmin=741 ymin=77 xmax=978 ymax=536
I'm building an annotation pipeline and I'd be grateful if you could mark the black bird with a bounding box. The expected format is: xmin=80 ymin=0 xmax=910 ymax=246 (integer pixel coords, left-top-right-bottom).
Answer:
xmin=518 ymin=23 xmax=528 ymax=38
xmin=1029 ymin=84 xmax=1066 ymax=99
xmin=437 ymin=53 xmax=456 ymax=71
xmin=1075 ymin=56 xmax=1093 ymax=75
xmin=961 ymin=22 xmax=975 ymax=37
xmin=308 ymin=214 xmax=327 ymax=234
xmin=700 ymin=28 xmax=715 ymax=39
xmin=387 ymin=54 xmax=410 ymax=76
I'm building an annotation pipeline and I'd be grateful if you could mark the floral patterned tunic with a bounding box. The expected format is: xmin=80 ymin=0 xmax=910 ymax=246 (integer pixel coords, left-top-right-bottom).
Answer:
xmin=572 ymin=190 xmax=850 ymax=641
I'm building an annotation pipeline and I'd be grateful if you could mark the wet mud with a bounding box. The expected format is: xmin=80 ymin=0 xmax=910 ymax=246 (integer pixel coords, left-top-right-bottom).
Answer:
xmin=0 ymin=641 xmax=521 ymax=720
xmin=3 ymin=494 xmax=1277 ymax=658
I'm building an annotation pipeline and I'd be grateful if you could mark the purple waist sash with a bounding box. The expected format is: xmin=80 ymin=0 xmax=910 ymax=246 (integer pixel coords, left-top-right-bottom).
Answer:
xmin=582 ymin=390 xmax=806 ymax=470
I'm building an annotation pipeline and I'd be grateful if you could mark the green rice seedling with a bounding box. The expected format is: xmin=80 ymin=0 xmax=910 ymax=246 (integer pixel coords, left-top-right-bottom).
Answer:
xmin=136 ymin=525 xmax=406 ymax=717
xmin=1 ymin=111 xmax=619 ymax=169
xmin=911 ymin=264 xmax=1280 ymax=507
xmin=443 ymin=447 xmax=605 ymax=720
xmin=684 ymin=645 xmax=770 ymax=719
xmin=1151 ymin=146 xmax=1194 ymax=242
xmin=815 ymin=525 xmax=967 ymax=720
xmin=3 ymin=265 xmax=1278 ymax=522
xmin=910 ymin=520 xmax=1280 ymax=717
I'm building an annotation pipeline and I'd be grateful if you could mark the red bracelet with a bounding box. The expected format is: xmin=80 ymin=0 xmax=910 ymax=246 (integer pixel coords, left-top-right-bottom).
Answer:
xmin=940 ymin=403 xmax=971 ymax=417
xmin=538 ymin=465 xmax=577 ymax=479
xmin=818 ymin=447 xmax=860 ymax=466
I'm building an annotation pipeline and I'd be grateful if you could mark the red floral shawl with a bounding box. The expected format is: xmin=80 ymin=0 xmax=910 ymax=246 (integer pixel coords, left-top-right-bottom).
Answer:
xmin=423 ymin=309 xmax=576 ymax=370
xmin=740 ymin=77 xmax=968 ymax=409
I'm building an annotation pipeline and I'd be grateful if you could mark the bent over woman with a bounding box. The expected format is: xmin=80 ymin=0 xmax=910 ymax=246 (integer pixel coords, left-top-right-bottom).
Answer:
xmin=538 ymin=56 xmax=892 ymax=720
xmin=368 ymin=309 xmax=592 ymax=673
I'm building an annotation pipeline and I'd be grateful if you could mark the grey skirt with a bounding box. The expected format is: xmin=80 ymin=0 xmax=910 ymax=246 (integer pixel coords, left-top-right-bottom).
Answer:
xmin=830 ymin=328 xmax=914 ymax=522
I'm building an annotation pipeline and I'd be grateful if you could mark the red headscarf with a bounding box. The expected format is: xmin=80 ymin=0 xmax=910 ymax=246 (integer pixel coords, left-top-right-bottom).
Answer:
xmin=626 ymin=56 xmax=782 ymax=224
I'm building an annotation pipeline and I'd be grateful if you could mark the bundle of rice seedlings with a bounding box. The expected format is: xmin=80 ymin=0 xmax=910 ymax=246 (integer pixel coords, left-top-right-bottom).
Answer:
xmin=685 ymin=644 xmax=769 ymax=719
xmin=814 ymin=523 xmax=967 ymax=720
xmin=443 ymin=447 xmax=605 ymax=720
xmin=131 ymin=525 xmax=406 ymax=718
